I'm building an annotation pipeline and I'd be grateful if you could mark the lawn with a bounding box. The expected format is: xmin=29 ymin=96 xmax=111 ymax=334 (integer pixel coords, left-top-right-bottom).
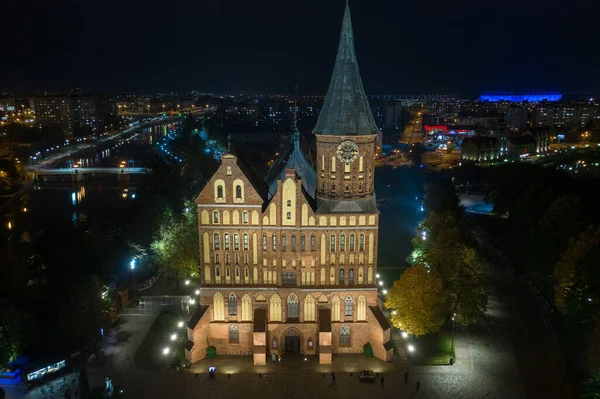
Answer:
xmin=407 ymin=330 xmax=455 ymax=365
xmin=133 ymin=312 xmax=187 ymax=371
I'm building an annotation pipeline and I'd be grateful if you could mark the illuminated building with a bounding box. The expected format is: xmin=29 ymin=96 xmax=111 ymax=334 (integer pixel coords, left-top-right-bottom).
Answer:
xmin=480 ymin=92 xmax=562 ymax=102
xmin=185 ymin=5 xmax=392 ymax=366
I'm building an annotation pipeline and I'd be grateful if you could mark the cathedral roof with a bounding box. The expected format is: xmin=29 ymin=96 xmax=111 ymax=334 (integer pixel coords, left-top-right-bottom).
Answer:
xmin=264 ymin=132 xmax=317 ymax=200
xmin=312 ymin=5 xmax=379 ymax=136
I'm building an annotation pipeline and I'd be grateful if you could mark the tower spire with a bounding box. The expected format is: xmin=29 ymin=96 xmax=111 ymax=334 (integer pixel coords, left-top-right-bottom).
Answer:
xmin=291 ymin=84 xmax=299 ymax=143
xmin=312 ymin=4 xmax=379 ymax=136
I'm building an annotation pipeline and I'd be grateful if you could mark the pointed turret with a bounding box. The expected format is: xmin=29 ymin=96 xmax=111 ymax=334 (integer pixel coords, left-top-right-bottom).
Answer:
xmin=313 ymin=5 xmax=379 ymax=136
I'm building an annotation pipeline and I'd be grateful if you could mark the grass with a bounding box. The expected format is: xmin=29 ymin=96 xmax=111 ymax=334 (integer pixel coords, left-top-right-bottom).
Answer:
xmin=408 ymin=330 xmax=455 ymax=365
xmin=133 ymin=312 xmax=184 ymax=371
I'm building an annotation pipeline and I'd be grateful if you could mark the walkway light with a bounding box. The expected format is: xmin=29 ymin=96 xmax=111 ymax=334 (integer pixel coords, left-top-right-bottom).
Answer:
xmin=170 ymin=334 xmax=177 ymax=341
xmin=185 ymin=279 xmax=190 ymax=285
xmin=178 ymin=321 xmax=184 ymax=328
xmin=376 ymin=273 xmax=380 ymax=279
xmin=189 ymin=299 xmax=195 ymax=305
xmin=162 ymin=347 xmax=170 ymax=355
xmin=195 ymin=289 xmax=200 ymax=295
xmin=382 ymin=289 xmax=388 ymax=295
xmin=408 ymin=345 xmax=415 ymax=353
xmin=402 ymin=332 xmax=408 ymax=339
xmin=378 ymin=281 xmax=384 ymax=286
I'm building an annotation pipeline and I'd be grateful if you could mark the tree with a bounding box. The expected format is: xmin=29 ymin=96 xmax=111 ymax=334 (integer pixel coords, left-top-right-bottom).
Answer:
xmin=0 ymin=301 xmax=32 ymax=367
xmin=582 ymin=370 xmax=600 ymax=399
xmin=530 ymin=194 xmax=585 ymax=275
xmin=587 ymin=318 xmax=600 ymax=373
xmin=423 ymin=180 xmax=463 ymax=216
xmin=555 ymin=226 xmax=600 ymax=319
xmin=385 ymin=265 xmax=448 ymax=336
xmin=151 ymin=204 xmax=200 ymax=277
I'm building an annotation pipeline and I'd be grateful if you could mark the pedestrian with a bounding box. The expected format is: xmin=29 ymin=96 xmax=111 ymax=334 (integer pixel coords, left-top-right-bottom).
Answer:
xmin=380 ymin=375 xmax=385 ymax=387
xmin=416 ymin=380 xmax=420 ymax=392
xmin=404 ymin=371 xmax=409 ymax=383
xmin=331 ymin=372 xmax=336 ymax=386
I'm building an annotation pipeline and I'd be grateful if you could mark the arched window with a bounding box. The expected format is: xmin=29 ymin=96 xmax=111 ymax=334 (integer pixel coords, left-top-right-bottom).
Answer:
xmin=345 ymin=296 xmax=353 ymax=317
xmin=269 ymin=294 xmax=282 ymax=322
xmin=243 ymin=233 xmax=248 ymax=250
xmin=225 ymin=254 xmax=230 ymax=264
xmin=213 ymin=292 xmax=224 ymax=321
xmin=304 ymin=294 xmax=315 ymax=322
xmin=359 ymin=233 xmax=365 ymax=251
xmin=234 ymin=233 xmax=239 ymax=250
xmin=357 ymin=295 xmax=367 ymax=321
xmin=229 ymin=325 xmax=239 ymax=343
xmin=349 ymin=268 xmax=354 ymax=285
xmin=287 ymin=200 xmax=291 ymax=206
xmin=282 ymin=234 xmax=287 ymax=251
xmin=214 ymin=233 xmax=220 ymax=250
xmin=291 ymin=234 xmax=296 ymax=252
xmin=310 ymin=234 xmax=316 ymax=251
xmin=235 ymin=254 xmax=239 ymax=264
xmin=350 ymin=233 xmax=355 ymax=251
xmin=215 ymin=266 xmax=221 ymax=276
xmin=301 ymin=234 xmax=306 ymax=252
xmin=217 ymin=185 xmax=224 ymax=198
xmin=340 ymin=325 xmax=351 ymax=345
xmin=242 ymin=294 xmax=252 ymax=321
xmin=330 ymin=234 xmax=336 ymax=251
xmin=235 ymin=185 xmax=242 ymax=199
xmin=229 ymin=293 xmax=237 ymax=315
xmin=272 ymin=234 xmax=276 ymax=251
xmin=332 ymin=295 xmax=340 ymax=322
xmin=215 ymin=254 xmax=220 ymax=264
xmin=213 ymin=211 xmax=219 ymax=224
xmin=263 ymin=233 xmax=267 ymax=250
xmin=242 ymin=211 xmax=248 ymax=224
xmin=287 ymin=294 xmax=299 ymax=319
xmin=340 ymin=234 xmax=346 ymax=251
xmin=224 ymin=233 xmax=230 ymax=250
xmin=339 ymin=268 xmax=345 ymax=285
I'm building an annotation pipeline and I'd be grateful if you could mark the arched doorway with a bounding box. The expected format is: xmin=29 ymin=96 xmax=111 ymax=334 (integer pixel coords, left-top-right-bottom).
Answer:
xmin=284 ymin=328 xmax=301 ymax=353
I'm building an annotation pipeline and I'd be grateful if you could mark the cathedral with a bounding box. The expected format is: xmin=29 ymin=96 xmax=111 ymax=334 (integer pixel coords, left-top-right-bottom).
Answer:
xmin=185 ymin=5 xmax=392 ymax=365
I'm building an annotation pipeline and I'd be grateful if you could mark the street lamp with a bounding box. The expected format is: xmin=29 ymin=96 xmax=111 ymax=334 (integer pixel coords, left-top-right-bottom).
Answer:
xmin=177 ymin=321 xmax=184 ymax=328
xmin=401 ymin=332 xmax=408 ymax=339
xmin=130 ymin=259 xmax=137 ymax=288
xmin=451 ymin=313 xmax=456 ymax=354
xmin=408 ymin=344 xmax=415 ymax=353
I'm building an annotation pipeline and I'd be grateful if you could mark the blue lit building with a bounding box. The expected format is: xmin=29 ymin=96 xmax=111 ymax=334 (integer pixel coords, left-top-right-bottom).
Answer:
xmin=480 ymin=92 xmax=562 ymax=102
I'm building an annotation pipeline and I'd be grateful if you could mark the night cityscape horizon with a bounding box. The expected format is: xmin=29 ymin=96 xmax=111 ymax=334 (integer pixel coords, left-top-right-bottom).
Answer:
xmin=1 ymin=2 xmax=600 ymax=399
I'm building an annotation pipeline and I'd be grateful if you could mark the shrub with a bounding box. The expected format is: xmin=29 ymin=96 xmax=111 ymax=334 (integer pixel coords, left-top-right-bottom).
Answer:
xmin=206 ymin=346 xmax=217 ymax=359
xmin=363 ymin=342 xmax=374 ymax=357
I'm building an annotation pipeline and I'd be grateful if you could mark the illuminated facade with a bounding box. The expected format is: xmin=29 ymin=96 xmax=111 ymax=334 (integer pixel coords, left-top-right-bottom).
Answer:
xmin=185 ymin=5 xmax=392 ymax=366
xmin=480 ymin=92 xmax=562 ymax=103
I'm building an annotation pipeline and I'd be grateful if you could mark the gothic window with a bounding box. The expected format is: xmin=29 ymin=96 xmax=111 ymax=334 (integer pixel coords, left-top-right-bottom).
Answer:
xmin=234 ymin=233 xmax=239 ymax=250
xmin=287 ymin=294 xmax=299 ymax=319
xmin=242 ymin=211 xmax=248 ymax=224
xmin=359 ymin=233 xmax=365 ymax=251
xmin=229 ymin=325 xmax=239 ymax=343
xmin=244 ymin=254 xmax=248 ymax=265
xmin=272 ymin=234 xmax=276 ymax=251
xmin=340 ymin=325 xmax=350 ymax=345
xmin=262 ymin=233 xmax=267 ymax=251
xmin=217 ymin=185 xmax=224 ymax=198
xmin=215 ymin=266 xmax=221 ymax=276
xmin=235 ymin=254 xmax=239 ymax=264
xmin=311 ymin=234 xmax=316 ymax=251
xmin=235 ymin=185 xmax=242 ymax=199
xmin=214 ymin=233 xmax=220 ymax=250
xmin=291 ymin=234 xmax=296 ymax=252
xmin=243 ymin=234 xmax=248 ymax=250
xmin=339 ymin=268 xmax=345 ymax=285
xmin=350 ymin=233 xmax=355 ymax=251
xmin=225 ymin=254 xmax=230 ymax=264
xmin=287 ymin=200 xmax=291 ymax=206
xmin=330 ymin=234 xmax=335 ymax=251
xmin=224 ymin=233 xmax=230 ymax=250
xmin=213 ymin=211 xmax=219 ymax=224
xmin=286 ymin=212 xmax=291 ymax=220
xmin=349 ymin=268 xmax=354 ymax=285
xmin=301 ymin=234 xmax=306 ymax=252
xmin=215 ymin=254 xmax=220 ymax=264
xmin=345 ymin=296 xmax=353 ymax=317
xmin=229 ymin=293 xmax=237 ymax=315
xmin=282 ymin=234 xmax=287 ymax=251
xmin=340 ymin=234 xmax=346 ymax=251
xmin=345 ymin=185 xmax=350 ymax=192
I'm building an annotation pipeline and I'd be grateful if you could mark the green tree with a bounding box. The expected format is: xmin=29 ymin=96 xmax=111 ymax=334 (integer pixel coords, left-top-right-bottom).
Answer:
xmin=582 ymin=370 xmax=600 ymax=399
xmin=151 ymin=204 xmax=200 ymax=277
xmin=0 ymin=301 xmax=32 ymax=367
xmin=587 ymin=318 xmax=600 ymax=373
xmin=385 ymin=265 xmax=449 ymax=336
xmin=555 ymin=226 xmax=600 ymax=318
xmin=423 ymin=180 xmax=463 ymax=216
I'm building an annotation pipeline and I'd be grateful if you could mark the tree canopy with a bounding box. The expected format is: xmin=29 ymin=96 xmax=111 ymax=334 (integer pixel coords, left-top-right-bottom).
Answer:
xmin=385 ymin=264 xmax=449 ymax=336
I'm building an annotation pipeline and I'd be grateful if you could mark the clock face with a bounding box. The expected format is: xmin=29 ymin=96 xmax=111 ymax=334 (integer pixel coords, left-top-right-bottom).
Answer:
xmin=336 ymin=140 xmax=359 ymax=163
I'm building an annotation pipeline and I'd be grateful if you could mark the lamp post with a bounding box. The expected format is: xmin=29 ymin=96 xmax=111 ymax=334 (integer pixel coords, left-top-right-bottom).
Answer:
xmin=451 ymin=313 xmax=456 ymax=354
xmin=130 ymin=259 xmax=136 ymax=289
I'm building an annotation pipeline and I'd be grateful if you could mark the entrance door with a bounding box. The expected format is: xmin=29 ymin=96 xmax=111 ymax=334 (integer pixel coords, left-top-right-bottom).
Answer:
xmin=285 ymin=329 xmax=301 ymax=353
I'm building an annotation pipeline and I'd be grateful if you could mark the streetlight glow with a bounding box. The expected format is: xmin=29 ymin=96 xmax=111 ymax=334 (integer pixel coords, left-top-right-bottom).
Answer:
xmin=408 ymin=344 xmax=415 ymax=352
xmin=378 ymin=281 xmax=384 ymax=286
xmin=402 ymin=332 xmax=408 ymax=339
xmin=195 ymin=289 xmax=200 ymax=295
xmin=178 ymin=321 xmax=184 ymax=328
xmin=189 ymin=298 xmax=195 ymax=305
xmin=382 ymin=289 xmax=388 ymax=295
xmin=185 ymin=280 xmax=190 ymax=286
xmin=162 ymin=347 xmax=170 ymax=355
xmin=130 ymin=259 xmax=136 ymax=270
xmin=170 ymin=334 xmax=177 ymax=341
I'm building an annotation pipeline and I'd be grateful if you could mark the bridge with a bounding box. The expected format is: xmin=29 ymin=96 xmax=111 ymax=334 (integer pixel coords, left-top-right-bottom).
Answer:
xmin=35 ymin=167 xmax=150 ymax=182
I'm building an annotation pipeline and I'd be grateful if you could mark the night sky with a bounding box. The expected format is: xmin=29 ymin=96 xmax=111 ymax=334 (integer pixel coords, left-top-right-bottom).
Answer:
xmin=3 ymin=0 xmax=600 ymax=95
